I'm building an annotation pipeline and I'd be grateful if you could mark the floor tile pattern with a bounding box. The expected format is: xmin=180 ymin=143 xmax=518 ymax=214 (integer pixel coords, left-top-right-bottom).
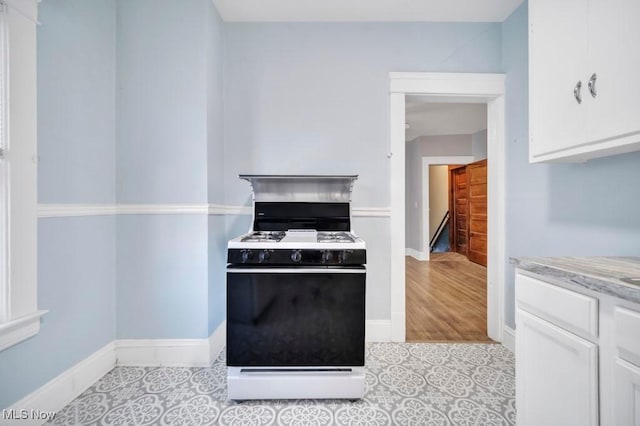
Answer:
xmin=50 ymin=343 xmax=515 ymax=425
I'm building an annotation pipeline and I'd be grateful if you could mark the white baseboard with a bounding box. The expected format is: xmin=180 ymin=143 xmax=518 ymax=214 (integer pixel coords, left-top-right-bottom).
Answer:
xmin=405 ymin=248 xmax=428 ymax=261
xmin=1 ymin=342 xmax=116 ymax=426
xmin=502 ymin=325 xmax=515 ymax=353
xmin=115 ymin=338 xmax=211 ymax=367
xmin=365 ymin=320 xmax=391 ymax=342
xmin=116 ymin=321 xmax=226 ymax=367
xmin=1 ymin=322 xmax=228 ymax=424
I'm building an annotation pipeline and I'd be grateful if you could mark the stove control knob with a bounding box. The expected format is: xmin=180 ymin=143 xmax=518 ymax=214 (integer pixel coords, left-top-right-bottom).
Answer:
xmin=338 ymin=250 xmax=353 ymax=264
xmin=291 ymin=250 xmax=303 ymax=263
xmin=241 ymin=250 xmax=253 ymax=263
xmin=258 ymin=250 xmax=271 ymax=263
xmin=321 ymin=250 xmax=333 ymax=263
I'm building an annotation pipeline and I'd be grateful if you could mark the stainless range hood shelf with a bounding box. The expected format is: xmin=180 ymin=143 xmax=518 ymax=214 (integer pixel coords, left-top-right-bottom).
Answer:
xmin=239 ymin=175 xmax=358 ymax=203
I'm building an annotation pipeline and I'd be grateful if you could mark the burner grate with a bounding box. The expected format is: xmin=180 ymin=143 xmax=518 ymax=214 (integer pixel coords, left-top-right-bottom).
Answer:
xmin=317 ymin=232 xmax=355 ymax=243
xmin=241 ymin=231 xmax=286 ymax=242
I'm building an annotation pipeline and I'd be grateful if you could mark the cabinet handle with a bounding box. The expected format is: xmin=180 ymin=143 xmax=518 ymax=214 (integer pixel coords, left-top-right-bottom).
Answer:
xmin=588 ymin=73 xmax=597 ymax=98
xmin=574 ymin=80 xmax=582 ymax=104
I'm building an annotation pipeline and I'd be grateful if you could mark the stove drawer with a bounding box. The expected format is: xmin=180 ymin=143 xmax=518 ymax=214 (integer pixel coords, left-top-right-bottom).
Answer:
xmin=226 ymin=267 xmax=366 ymax=367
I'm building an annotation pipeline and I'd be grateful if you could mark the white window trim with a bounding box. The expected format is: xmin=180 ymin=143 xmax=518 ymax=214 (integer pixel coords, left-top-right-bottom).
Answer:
xmin=0 ymin=0 xmax=46 ymax=352
xmin=0 ymin=0 xmax=8 ymax=324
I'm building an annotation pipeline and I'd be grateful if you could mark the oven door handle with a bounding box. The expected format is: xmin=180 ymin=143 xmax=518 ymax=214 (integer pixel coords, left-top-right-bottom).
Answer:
xmin=227 ymin=268 xmax=366 ymax=274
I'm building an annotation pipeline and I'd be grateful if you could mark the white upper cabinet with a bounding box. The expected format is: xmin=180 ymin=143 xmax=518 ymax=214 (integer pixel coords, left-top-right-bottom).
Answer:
xmin=529 ymin=0 xmax=640 ymax=162
xmin=586 ymin=0 xmax=640 ymax=145
xmin=529 ymin=0 xmax=587 ymax=158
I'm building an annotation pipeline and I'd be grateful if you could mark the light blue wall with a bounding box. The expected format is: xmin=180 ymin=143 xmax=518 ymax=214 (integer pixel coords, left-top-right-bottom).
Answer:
xmin=37 ymin=0 xmax=115 ymax=203
xmin=471 ymin=129 xmax=488 ymax=160
xmin=2 ymin=0 xmax=225 ymax=407
xmin=502 ymin=2 xmax=640 ymax=327
xmin=206 ymin=0 xmax=225 ymax=205
xmin=223 ymin=22 xmax=503 ymax=319
xmin=205 ymin=0 xmax=227 ymax=335
xmin=115 ymin=0 xmax=208 ymax=204
xmin=0 ymin=217 xmax=116 ymax=408
xmin=116 ymin=215 xmax=208 ymax=339
xmin=208 ymin=216 xmax=227 ymax=333
xmin=223 ymin=22 xmax=502 ymax=208
xmin=114 ymin=0 xmax=224 ymax=338
xmin=0 ymin=0 xmax=117 ymax=408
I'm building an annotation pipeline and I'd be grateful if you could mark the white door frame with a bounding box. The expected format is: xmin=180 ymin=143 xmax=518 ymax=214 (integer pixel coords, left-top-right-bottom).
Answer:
xmin=421 ymin=156 xmax=475 ymax=261
xmin=390 ymin=72 xmax=506 ymax=342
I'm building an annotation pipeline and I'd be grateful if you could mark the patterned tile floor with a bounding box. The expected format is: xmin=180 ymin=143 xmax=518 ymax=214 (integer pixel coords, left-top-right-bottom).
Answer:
xmin=50 ymin=343 xmax=515 ymax=425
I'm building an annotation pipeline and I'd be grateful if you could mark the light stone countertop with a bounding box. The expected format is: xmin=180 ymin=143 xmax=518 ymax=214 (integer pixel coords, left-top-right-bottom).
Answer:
xmin=511 ymin=256 xmax=640 ymax=304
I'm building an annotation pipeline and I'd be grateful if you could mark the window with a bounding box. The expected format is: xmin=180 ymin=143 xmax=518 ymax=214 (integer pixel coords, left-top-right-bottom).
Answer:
xmin=0 ymin=0 xmax=45 ymax=352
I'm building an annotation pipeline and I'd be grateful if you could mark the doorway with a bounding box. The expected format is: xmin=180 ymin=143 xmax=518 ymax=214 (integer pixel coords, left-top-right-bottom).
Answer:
xmin=389 ymin=72 xmax=506 ymax=343
xmin=404 ymin=100 xmax=490 ymax=342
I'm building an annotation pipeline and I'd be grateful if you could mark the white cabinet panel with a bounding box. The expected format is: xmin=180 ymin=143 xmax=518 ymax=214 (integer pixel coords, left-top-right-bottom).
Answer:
xmin=516 ymin=309 xmax=598 ymax=426
xmin=586 ymin=0 xmax=640 ymax=146
xmin=614 ymin=358 xmax=640 ymax=426
xmin=616 ymin=307 xmax=640 ymax=367
xmin=529 ymin=0 xmax=587 ymax=159
xmin=517 ymin=273 xmax=598 ymax=338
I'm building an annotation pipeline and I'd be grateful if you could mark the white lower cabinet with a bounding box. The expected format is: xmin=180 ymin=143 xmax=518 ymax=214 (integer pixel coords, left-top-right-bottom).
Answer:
xmin=516 ymin=309 xmax=599 ymax=426
xmin=516 ymin=271 xmax=640 ymax=426
xmin=614 ymin=306 xmax=640 ymax=426
xmin=614 ymin=359 xmax=640 ymax=426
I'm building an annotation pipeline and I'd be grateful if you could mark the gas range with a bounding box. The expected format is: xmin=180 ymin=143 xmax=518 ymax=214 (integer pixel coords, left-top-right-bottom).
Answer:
xmin=226 ymin=175 xmax=366 ymax=401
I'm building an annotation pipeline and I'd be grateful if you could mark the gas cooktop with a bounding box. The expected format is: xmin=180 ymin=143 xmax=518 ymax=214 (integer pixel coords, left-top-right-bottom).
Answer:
xmin=239 ymin=230 xmax=356 ymax=244
xmin=228 ymin=230 xmax=366 ymax=264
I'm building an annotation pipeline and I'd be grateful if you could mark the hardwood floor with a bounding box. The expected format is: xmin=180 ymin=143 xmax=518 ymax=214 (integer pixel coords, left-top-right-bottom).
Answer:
xmin=406 ymin=252 xmax=493 ymax=342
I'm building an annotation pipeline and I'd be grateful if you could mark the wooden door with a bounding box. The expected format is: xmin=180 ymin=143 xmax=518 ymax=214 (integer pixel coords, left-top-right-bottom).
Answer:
xmin=449 ymin=166 xmax=468 ymax=257
xmin=467 ymin=159 xmax=487 ymax=266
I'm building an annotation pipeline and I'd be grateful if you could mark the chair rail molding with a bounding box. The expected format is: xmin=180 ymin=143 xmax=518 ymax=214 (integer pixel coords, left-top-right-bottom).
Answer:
xmin=38 ymin=204 xmax=391 ymax=218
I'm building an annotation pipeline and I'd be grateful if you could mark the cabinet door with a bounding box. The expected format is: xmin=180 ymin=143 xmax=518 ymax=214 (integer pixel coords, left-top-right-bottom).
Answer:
xmin=586 ymin=0 xmax=640 ymax=146
xmin=529 ymin=0 xmax=588 ymax=160
xmin=614 ymin=359 xmax=640 ymax=426
xmin=516 ymin=309 xmax=598 ymax=426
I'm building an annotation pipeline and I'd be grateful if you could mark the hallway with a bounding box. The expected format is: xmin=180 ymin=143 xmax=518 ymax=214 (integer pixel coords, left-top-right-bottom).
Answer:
xmin=406 ymin=253 xmax=492 ymax=342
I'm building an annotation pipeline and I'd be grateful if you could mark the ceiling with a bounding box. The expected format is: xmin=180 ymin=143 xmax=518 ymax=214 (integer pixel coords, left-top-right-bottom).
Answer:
xmin=212 ymin=0 xmax=524 ymax=22
xmin=405 ymin=99 xmax=487 ymax=141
